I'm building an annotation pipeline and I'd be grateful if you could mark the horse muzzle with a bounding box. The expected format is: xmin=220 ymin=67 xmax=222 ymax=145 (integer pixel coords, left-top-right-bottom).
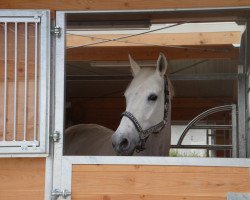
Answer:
xmin=111 ymin=133 xmax=136 ymax=156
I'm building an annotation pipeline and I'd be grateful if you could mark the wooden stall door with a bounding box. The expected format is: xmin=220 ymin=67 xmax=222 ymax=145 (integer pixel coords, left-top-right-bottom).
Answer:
xmin=72 ymin=165 xmax=250 ymax=200
xmin=0 ymin=158 xmax=45 ymax=200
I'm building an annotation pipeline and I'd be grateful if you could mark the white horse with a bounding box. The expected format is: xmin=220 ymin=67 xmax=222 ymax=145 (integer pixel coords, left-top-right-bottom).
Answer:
xmin=65 ymin=53 xmax=172 ymax=156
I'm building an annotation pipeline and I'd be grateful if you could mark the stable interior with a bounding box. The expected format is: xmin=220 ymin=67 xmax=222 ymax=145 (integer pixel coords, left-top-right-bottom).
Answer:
xmin=64 ymin=13 xmax=245 ymax=157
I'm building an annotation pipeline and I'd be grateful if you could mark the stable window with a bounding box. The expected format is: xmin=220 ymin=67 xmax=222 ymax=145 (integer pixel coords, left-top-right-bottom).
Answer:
xmin=0 ymin=10 xmax=50 ymax=156
xmin=63 ymin=15 xmax=245 ymax=158
xmin=51 ymin=9 xmax=250 ymax=199
xmin=53 ymin=10 xmax=250 ymax=162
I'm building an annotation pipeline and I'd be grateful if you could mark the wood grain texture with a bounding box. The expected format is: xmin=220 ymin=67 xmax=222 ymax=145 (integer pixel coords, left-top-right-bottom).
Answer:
xmin=66 ymin=45 xmax=239 ymax=61
xmin=72 ymin=165 xmax=250 ymax=200
xmin=0 ymin=158 xmax=45 ymax=200
xmin=67 ymin=32 xmax=242 ymax=47
xmin=0 ymin=0 xmax=249 ymax=10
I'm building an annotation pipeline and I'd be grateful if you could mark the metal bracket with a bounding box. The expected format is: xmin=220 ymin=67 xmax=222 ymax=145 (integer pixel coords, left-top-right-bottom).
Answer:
xmin=51 ymin=25 xmax=61 ymax=37
xmin=50 ymin=131 xmax=61 ymax=142
xmin=51 ymin=189 xmax=71 ymax=200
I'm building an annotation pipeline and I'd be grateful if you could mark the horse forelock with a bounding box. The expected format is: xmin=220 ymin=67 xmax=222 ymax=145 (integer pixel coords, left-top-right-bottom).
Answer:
xmin=125 ymin=67 xmax=174 ymax=101
xmin=125 ymin=67 xmax=158 ymax=96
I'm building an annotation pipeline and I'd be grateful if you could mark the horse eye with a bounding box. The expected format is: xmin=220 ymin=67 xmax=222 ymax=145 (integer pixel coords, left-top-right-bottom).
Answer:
xmin=148 ymin=94 xmax=158 ymax=101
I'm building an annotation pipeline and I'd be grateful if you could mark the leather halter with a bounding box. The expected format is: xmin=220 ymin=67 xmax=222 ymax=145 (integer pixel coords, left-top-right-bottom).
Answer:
xmin=121 ymin=77 xmax=170 ymax=152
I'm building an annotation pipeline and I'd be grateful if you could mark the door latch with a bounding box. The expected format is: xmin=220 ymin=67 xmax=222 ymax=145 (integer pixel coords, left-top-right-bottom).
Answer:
xmin=51 ymin=25 xmax=61 ymax=37
xmin=50 ymin=131 xmax=61 ymax=142
xmin=51 ymin=189 xmax=71 ymax=199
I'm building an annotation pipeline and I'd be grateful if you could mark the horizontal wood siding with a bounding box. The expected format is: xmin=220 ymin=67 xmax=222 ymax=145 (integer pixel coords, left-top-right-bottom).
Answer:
xmin=66 ymin=46 xmax=239 ymax=61
xmin=0 ymin=0 xmax=250 ymax=10
xmin=72 ymin=165 xmax=250 ymax=200
xmin=0 ymin=158 xmax=45 ymax=200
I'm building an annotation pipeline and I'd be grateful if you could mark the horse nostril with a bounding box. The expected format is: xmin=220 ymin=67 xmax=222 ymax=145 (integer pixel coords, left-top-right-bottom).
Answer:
xmin=119 ymin=138 xmax=130 ymax=151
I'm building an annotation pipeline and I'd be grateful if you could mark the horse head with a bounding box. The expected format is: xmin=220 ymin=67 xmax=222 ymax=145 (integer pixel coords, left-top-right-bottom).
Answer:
xmin=111 ymin=53 xmax=170 ymax=156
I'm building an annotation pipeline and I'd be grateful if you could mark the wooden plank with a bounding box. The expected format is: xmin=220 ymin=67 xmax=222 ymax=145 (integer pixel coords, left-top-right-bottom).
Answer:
xmin=66 ymin=45 xmax=239 ymax=61
xmin=67 ymin=32 xmax=242 ymax=47
xmin=0 ymin=158 xmax=45 ymax=200
xmin=73 ymin=165 xmax=248 ymax=174
xmin=72 ymin=194 xmax=227 ymax=200
xmin=0 ymin=0 xmax=250 ymax=11
xmin=72 ymin=165 xmax=250 ymax=200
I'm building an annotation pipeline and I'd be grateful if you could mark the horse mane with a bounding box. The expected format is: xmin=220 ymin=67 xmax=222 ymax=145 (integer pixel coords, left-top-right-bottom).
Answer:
xmin=166 ymin=75 xmax=175 ymax=100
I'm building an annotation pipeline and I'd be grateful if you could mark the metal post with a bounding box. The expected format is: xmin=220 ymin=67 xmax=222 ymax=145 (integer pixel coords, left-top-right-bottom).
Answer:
xmin=34 ymin=22 xmax=38 ymax=142
xmin=52 ymin=11 xmax=66 ymax=199
xmin=245 ymin=20 xmax=250 ymax=158
xmin=206 ymin=122 xmax=209 ymax=157
xmin=232 ymin=104 xmax=238 ymax=158
xmin=3 ymin=22 xmax=7 ymax=141
xmin=238 ymin=65 xmax=247 ymax=158
xmin=23 ymin=22 xmax=28 ymax=141
xmin=13 ymin=22 xmax=18 ymax=141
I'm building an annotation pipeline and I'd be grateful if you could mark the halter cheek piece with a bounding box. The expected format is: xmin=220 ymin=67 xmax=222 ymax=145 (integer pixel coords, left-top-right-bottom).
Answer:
xmin=121 ymin=77 xmax=170 ymax=152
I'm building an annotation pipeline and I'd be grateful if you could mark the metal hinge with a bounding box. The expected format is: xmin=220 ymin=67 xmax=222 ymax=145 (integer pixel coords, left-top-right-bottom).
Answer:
xmin=50 ymin=131 xmax=61 ymax=142
xmin=51 ymin=25 xmax=61 ymax=37
xmin=51 ymin=189 xmax=71 ymax=200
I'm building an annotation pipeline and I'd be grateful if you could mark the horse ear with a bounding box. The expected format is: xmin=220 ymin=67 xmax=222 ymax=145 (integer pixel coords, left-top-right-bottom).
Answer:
xmin=129 ymin=54 xmax=140 ymax=76
xmin=156 ymin=52 xmax=168 ymax=77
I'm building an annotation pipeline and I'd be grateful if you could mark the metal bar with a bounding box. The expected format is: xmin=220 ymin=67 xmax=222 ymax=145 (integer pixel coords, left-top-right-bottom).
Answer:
xmin=232 ymin=104 xmax=238 ymax=158
xmin=3 ymin=22 xmax=7 ymax=141
xmin=238 ymin=65 xmax=247 ymax=157
xmin=0 ymin=141 xmax=39 ymax=147
xmin=190 ymin=125 xmax=232 ymax=130
xmin=13 ymin=22 xmax=18 ymax=141
xmin=63 ymin=155 xmax=250 ymax=167
xmin=245 ymin=20 xmax=250 ymax=158
xmin=66 ymin=73 xmax=238 ymax=81
xmin=34 ymin=22 xmax=38 ymax=141
xmin=23 ymin=22 xmax=28 ymax=141
xmin=0 ymin=18 xmax=40 ymax=23
xmin=206 ymin=128 xmax=209 ymax=157
xmin=52 ymin=11 xmax=66 ymax=196
xmin=177 ymin=105 xmax=233 ymax=146
xmin=170 ymin=74 xmax=238 ymax=80
xmin=38 ymin=10 xmax=51 ymax=153
xmin=171 ymin=144 xmax=232 ymax=150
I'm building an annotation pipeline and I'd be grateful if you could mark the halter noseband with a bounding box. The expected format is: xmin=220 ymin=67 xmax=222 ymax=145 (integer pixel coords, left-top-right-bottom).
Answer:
xmin=121 ymin=77 xmax=170 ymax=152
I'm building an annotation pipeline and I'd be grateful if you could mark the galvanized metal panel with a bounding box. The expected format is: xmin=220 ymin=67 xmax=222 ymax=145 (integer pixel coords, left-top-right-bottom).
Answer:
xmin=0 ymin=10 xmax=50 ymax=156
xmin=227 ymin=193 xmax=250 ymax=200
